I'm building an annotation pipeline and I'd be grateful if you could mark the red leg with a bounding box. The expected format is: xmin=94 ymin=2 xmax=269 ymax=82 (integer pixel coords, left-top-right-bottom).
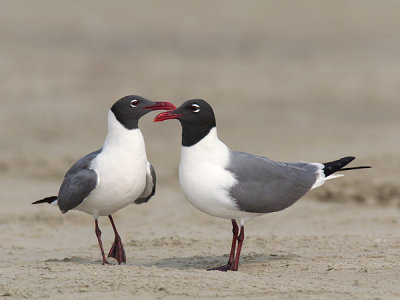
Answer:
xmin=231 ymin=225 xmax=244 ymax=271
xmin=208 ymin=220 xmax=239 ymax=271
xmin=95 ymin=219 xmax=110 ymax=265
xmin=107 ymin=215 xmax=126 ymax=264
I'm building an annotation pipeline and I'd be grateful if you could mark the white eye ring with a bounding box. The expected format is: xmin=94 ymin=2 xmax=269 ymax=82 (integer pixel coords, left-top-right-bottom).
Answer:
xmin=190 ymin=104 xmax=200 ymax=113
xmin=130 ymin=99 xmax=139 ymax=107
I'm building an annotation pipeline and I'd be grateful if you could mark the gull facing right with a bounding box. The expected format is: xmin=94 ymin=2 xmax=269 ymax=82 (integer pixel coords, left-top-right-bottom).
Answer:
xmin=33 ymin=95 xmax=176 ymax=265
xmin=154 ymin=99 xmax=370 ymax=271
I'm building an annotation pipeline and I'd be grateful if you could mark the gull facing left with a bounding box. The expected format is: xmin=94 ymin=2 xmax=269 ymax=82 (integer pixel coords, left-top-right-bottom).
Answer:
xmin=154 ymin=99 xmax=370 ymax=271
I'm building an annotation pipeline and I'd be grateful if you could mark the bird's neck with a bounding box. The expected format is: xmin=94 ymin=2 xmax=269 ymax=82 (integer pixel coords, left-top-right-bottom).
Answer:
xmin=102 ymin=110 xmax=145 ymax=154
xmin=181 ymin=127 xmax=230 ymax=164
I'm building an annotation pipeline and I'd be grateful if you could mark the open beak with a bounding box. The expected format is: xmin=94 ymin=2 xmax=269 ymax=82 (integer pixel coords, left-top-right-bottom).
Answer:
xmin=143 ymin=101 xmax=176 ymax=111
xmin=153 ymin=111 xmax=183 ymax=122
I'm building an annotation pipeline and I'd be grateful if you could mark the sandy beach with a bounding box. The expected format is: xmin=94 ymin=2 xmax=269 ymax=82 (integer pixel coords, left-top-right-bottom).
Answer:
xmin=1 ymin=1 xmax=399 ymax=299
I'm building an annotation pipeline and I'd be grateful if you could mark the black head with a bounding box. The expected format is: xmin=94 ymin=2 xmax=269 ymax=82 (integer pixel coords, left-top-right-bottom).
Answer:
xmin=154 ymin=99 xmax=216 ymax=146
xmin=111 ymin=95 xmax=176 ymax=130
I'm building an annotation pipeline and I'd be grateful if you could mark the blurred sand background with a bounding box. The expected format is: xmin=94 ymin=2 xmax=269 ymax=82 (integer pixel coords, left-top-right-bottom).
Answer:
xmin=0 ymin=0 xmax=399 ymax=299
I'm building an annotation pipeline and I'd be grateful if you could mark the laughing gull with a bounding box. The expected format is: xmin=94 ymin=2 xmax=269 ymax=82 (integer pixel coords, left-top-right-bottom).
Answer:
xmin=154 ymin=99 xmax=370 ymax=271
xmin=33 ymin=95 xmax=175 ymax=264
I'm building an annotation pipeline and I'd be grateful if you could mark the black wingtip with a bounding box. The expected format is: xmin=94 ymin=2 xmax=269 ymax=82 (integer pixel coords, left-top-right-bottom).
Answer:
xmin=340 ymin=166 xmax=371 ymax=171
xmin=323 ymin=156 xmax=356 ymax=177
xmin=32 ymin=196 xmax=58 ymax=205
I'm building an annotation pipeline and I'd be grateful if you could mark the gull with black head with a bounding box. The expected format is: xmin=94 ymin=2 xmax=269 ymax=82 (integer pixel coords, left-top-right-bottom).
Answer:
xmin=33 ymin=95 xmax=175 ymax=264
xmin=154 ymin=99 xmax=370 ymax=271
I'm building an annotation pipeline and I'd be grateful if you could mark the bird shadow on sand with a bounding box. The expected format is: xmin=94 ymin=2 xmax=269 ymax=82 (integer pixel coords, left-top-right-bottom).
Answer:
xmin=42 ymin=253 xmax=299 ymax=269
xmin=44 ymin=256 xmax=102 ymax=265
xmin=137 ymin=252 xmax=300 ymax=270
xmin=44 ymin=256 xmax=141 ymax=266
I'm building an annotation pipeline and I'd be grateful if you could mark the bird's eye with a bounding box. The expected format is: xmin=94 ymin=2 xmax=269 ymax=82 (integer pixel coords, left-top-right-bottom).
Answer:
xmin=190 ymin=104 xmax=200 ymax=113
xmin=130 ymin=99 xmax=139 ymax=107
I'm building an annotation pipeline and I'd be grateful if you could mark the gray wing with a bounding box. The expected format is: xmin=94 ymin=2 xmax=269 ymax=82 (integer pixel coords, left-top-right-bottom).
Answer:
xmin=134 ymin=161 xmax=156 ymax=204
xmin=57 ymin=149 xmax=101 ymax=213
xmin=226 ymin=151 xmax=320 ymax=213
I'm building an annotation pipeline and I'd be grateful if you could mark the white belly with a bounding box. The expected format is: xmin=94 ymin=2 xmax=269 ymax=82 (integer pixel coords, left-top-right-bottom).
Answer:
xmin=179 ymin=128 xmax=258 ymax=221
xmin=179 ymin=159 xmax=240 ymax=219
xmin=76 ymin=156 xmax=147 ymax=217
xmin=74 ymin=113 xmax=148 ymax=217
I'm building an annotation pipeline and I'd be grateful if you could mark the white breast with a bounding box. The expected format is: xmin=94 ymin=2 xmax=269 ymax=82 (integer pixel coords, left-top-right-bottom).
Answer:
xmin=179 ymin=128 xmax=242 ymax=220
xmin=75 ymin=111 xmax=147 ymax=217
